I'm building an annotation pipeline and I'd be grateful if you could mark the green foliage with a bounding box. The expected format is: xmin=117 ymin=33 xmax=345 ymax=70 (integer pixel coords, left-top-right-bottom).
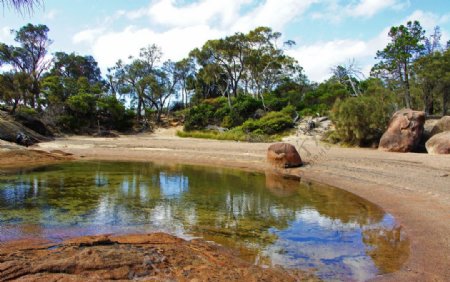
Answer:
xmin=331 ymin=92 xmax=395 ymax=146
xmin=176 ymin=127 xmax=284 ymax=143
xmin=184 ymin=103 xmax=215 ymax=131
xmin=241 ymin=106 xmax=295 ymax=135
xmin=373 ymin=21 xmax=425 ymax=109
xmin=97 ymin=96 xmax=135 ymax=131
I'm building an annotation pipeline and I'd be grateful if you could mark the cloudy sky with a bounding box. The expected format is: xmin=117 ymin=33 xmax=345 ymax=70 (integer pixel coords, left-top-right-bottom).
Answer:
xmin=1 ymin=0 xmax=449 ymax=82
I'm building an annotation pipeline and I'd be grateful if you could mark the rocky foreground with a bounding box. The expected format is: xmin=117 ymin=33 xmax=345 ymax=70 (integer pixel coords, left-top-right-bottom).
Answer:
xmin=0 ymin=233 xmax=315 ymax=282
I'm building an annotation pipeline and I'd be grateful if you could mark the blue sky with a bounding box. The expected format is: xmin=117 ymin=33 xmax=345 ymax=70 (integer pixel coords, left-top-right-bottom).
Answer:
xmin=1 ymin=0 xmax=449 ymax=82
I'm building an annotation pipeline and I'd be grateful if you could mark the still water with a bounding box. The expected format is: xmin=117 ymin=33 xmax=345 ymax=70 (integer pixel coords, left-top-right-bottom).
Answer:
xmin=0 ymin=161 xmax=408 ymax=281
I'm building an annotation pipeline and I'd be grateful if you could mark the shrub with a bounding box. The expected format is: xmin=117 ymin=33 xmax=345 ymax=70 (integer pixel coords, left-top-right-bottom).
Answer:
xmin=241 ymin=107 xmax=295 ymax=135
xmin=331 ymin=94 xmax=395 ymax=146
xmin=184 ymin=103 xmax=214 ymax=131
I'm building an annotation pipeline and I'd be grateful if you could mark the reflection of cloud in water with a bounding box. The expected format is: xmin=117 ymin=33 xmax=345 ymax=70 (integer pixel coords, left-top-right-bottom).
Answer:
xmin=159 ymin=172 xmax=189 ymax=197
xmin=264 ymin=209 xmax=398 ymax=281
xmin=295 ymin=209 xmax=361 ymax=231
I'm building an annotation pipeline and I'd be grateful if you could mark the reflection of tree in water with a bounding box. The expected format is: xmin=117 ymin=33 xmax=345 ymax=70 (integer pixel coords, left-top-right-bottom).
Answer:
xmin=265 ymin=172 xmax=385 ymax=226
xmin=363 ymin=226 xmax=410 ymax=273
xmin=0 ymin=161 xmax=407 ymax=275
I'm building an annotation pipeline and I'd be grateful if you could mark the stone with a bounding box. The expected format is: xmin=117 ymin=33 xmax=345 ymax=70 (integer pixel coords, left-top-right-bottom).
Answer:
xmin=379 ymin=109 xmax=425 ymax=152
xmin=267 ymin=142 xmax=302 ymax=168
xmin=430 ymin=116 xmax=450 ymax=136
xmin=426 ymin=131 xmax=450 ymax=155
xmin=0 ymin=114 xmax=51 ymax=146
xmin=0 ymin=233 xmax=310 ymax=281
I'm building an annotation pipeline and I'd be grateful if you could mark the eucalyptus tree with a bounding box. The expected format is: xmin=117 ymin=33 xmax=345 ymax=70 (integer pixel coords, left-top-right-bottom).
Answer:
xmin=0 ymin=72 xmax=31 ymax=113
xmin=331 ymin=60 xmax=364 ymax=96
xmin=372 ymin=21 xmax=425 ymax=109
xmin=174 ymin=58 xmax=195 ymax=108
xmin=109 ymin=44 xmax=163 ymax=123
xmin=190 ymin=27 xmax=302 ymax=109
xmin=0 ymin=23 xmax=52 ymax=110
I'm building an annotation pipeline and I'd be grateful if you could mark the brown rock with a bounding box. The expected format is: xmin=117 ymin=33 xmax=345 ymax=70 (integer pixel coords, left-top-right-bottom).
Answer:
xmin=0 ymin=233 xmax=314 ymax=281
xmin=267 ymin=143 xmax=302 ymax=168
xmin=430 ymin=116 xmax=450 ymax=136
xmin=379 ymin=109 xmax=425 ymax=152
xmin=426 ymin=131 xmax=450 ymax=154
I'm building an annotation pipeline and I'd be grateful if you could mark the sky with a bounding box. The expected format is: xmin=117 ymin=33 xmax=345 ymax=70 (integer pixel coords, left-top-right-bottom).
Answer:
xmin=0 ymin=0 xmax=449 ymax=82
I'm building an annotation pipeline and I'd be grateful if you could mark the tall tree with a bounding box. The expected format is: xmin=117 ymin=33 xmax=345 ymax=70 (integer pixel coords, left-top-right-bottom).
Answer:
xmin=190 ymin=27 xmax=301 ymax=109
xmin=373 ymin=21 xmax=425 ymax=109
xmin=0 ymin=23 xmax=52 ymax=110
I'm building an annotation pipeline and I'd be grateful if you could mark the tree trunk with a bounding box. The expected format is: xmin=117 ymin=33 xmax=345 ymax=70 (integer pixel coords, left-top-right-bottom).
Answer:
xmin=443 ymin=88 xmax=449 ymax=116
xmin=137 ymin=98 xmax=142 ymax=121
xmin=424 ymin=84 xmax=432 ymax=115
xmin=403 ymin=64 xmax=412 ymax=109
xmin=10 ymin=98 xmax=19 ymax=114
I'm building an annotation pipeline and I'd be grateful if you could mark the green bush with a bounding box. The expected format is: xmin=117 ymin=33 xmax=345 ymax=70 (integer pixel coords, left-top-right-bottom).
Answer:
xmin=233 ymin=95 xmax=263 ymax=118
xmin=184 ymin=103 xmax=214 ymax=131
xmin=176 ymin=127 xmax=282 ymax=142
xmin=331 ymin=94 xmax=395 ymax=146
xmin=241 ymin=106 xmax=295 ymax=135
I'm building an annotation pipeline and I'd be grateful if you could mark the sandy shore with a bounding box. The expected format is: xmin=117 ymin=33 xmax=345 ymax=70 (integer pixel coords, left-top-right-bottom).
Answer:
xmin=9 ymin=127 xmax=450 ymax=281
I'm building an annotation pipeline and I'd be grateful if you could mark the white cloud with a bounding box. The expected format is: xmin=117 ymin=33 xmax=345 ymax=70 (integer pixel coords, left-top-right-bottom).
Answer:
xmin=89 ymin=25 xmax=223 ymax=71
xmin=72 ymin=28 xmax=105 ymax=44
xmin=287 ymin=27 xmax=390 ymax=81
xmin=231 ymin=0 xmax=318 ymax=32
xmin=73 ymin=0 xmax=317 ymax=73
xmin=349 ymin=0 xmax=399 ymax=17
xmin=43 ymin=9 xmax=58 ymax=20
xmin=312 ymin=0 xmax=409 ymax=22
xmin=70 ymin=1 xmax=450 ymax=83
xmin=124 ymin=0 xmax=250 ymax=28
xmin=0 ymin=26 xmax=14 ymax=44
xmin=290 ymin=9 xmax=450 ymax=82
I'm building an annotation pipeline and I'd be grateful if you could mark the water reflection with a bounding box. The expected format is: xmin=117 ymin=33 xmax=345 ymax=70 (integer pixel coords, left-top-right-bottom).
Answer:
xmin=0 ymin=161 xmax=409 ymax=281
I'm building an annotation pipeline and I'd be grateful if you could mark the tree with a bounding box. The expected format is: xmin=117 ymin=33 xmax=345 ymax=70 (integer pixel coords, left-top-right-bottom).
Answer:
xmin=331 ymin=60 xmax=364 ymax=96
xmin=190 ymin=27 xmax=302 ymax=109
xmin=0 ymin=72 xmax=32 ymax=113
xmin=109 ymin=45 xmax=162 ymax=123
xmin=373 ymin=21 xmax=425 ymax=109
xmin=0 ymin=23 xmax=52 ymax=110
xmin=174 ymin=58 xmax=195 ymax=108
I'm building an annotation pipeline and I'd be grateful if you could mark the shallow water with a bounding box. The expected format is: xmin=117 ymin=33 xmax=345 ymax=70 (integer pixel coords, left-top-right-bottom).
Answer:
xmin=0 ymin=161 xmax=409 ymax=281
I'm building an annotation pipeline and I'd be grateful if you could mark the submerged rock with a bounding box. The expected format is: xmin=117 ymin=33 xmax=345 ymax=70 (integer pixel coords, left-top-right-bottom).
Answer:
xmin=426 ymin=131 xmax=450 ymax=155
xmin=267 ymin=142 xmax=303 ymax=168
xmin=379 ymin=109 xmax=425 ymax=152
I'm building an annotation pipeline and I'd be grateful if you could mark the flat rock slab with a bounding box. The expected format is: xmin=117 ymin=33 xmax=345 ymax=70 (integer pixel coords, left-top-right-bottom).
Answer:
xmin=0 ymin=233 xmax=315 ymax=282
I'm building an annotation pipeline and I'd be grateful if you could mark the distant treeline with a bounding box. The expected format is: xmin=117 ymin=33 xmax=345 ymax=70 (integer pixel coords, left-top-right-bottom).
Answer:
xmin=0 ymin=22 xmax=448 ymax=141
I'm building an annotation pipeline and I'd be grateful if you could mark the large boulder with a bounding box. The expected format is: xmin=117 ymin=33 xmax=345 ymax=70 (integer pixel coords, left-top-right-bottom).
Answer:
xmin=13 ymin=112 xmax=53 ymax=137
xmin=267 ymin=142 xmax=302 ymax=168
xmin=426 ymin=131 xmax=450 ymax=155
xmin=379 ymin=109 xmax=425 ymax=152
xmin=430 ymin=116 xmax=450 ymax=136
xmin=0 ymin=116 xmax=51 ymax=146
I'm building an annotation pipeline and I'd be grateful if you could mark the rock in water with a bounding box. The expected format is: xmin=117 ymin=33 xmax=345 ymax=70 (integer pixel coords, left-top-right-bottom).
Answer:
xmin=267 ymin=143 xmax=302 ymax=168
xmin=426 ymin=131 xmax=450 ymax=154
xmin=379 ymin=109 xmax=425 ymax=152
xmin=430 ymin=116 xmax=450 ymax=136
